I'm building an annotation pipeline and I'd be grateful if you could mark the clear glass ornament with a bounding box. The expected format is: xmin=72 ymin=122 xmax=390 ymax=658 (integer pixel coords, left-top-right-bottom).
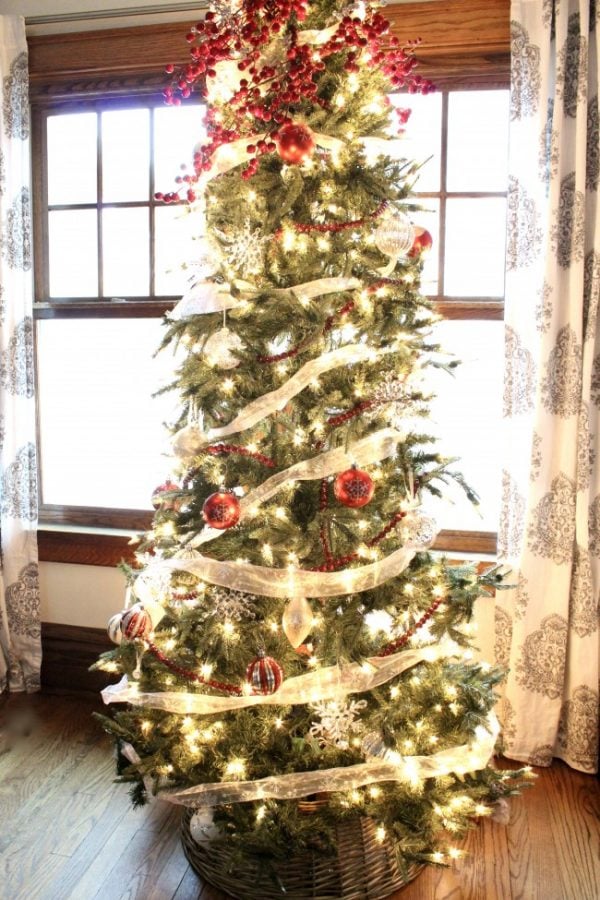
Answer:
xmin=203 ymin=326 xmax=244 ymax=369
xmin=282 ymin=595 xmax=313 ymax=648
xmin=374 ymin=213 xmax=415 ymax=258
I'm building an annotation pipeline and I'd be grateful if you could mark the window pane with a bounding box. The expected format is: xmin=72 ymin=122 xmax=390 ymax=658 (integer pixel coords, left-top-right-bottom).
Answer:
xmin=421 ymin=319 xmax=503 ymax=532
xmin=447 ymin=90 xmax=509 ymax=192
xmin=48 ymin=209 xmax=98 ymax=297
xmin=155 ymin=205 xmax=202 ymax=295
xmin=389 ymin=92 xmax=442 ymax=193
xmin=444 ymin=198 xmax=506 ymax=297
xmin=154 ymin=105 xmax=206 ymax=194
xmin=102 ymin=108 xmax=150 ymax=202
xmin=412 ymin=201 xmax=439 ymax=296
xmin=102 ymin=207 xmax=150 ymax=297
xmin=37 ymin=319 xmax=181 ymax=509
xmin=47 ymin=112 xmax=97 ymax=205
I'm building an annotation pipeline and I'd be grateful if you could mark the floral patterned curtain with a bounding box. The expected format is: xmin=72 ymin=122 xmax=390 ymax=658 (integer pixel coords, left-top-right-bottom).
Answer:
xmin=0 ymin=16 xmax=41 ymax=693
xmin=497 ymin=0 xmax=599 ymax=773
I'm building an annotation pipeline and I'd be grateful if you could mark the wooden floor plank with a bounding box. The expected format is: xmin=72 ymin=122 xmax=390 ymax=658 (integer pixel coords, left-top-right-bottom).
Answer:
xmin=545 ymin=764 xmax=600 ymax=900
xmin=2 ymin=694 xmax=599 ymax=900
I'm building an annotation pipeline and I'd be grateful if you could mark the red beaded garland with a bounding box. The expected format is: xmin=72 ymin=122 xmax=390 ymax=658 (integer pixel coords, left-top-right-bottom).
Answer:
xmin=275 ymin=122 xmax=315 ymax=164
xmin=408 ymin=227 xmax=433 ymax=258
xmin=377 ymin=597 xmax=445 ymax=657
xmin=246 ymin=651 xmax=284 ymax=695
xmin=146 ymin=641 xmax=242 ymax=695
xmin=202 ymin=491 xmax=241 ymax=529
xmin=334 ymin=467 xmax=375 ymax=508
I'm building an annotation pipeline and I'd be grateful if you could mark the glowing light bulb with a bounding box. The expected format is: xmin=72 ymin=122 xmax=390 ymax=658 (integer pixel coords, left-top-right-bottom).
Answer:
xmin=375 ymin=825 xmax=386 ymax=843
xmin=224 ymin=758 xmax=247 ymax=779
xmin=140 ymin=720 xmax=152 ymax=735
xmin=369 ymin=786 xmax=381 ymax=799
xmin=334 ymin=94 xmax=346 ymax=109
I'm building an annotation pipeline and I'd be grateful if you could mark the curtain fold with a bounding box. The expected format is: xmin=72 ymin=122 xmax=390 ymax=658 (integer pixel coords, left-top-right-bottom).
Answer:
xmin=0 ymin=16 xmax=41 ymax=693
xmin=498 ymin=0 xmax=599 ymax=772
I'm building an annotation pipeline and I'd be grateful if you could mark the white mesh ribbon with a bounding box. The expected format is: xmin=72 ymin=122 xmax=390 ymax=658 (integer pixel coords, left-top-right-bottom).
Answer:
xmin=192 ymin=428 xmax=410 ymax=546
xmin=102 ymin=640 xmax=456 ymax=714
xmin=171 ymin=343 xmax=387 ymax=455
xmin=136 ymin=511 xmax=436 ymax=602
xmin=160 ymin=714 xmax=499 ymax=807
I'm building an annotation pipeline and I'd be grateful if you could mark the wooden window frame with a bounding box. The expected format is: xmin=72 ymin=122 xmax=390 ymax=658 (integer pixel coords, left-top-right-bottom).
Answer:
xmin=30 ymin=0 xmax=509 ymax=564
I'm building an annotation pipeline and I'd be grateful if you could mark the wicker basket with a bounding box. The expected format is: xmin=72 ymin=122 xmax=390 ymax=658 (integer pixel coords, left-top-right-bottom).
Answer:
xmin=181 ymin=806 xmax=423 ymax=899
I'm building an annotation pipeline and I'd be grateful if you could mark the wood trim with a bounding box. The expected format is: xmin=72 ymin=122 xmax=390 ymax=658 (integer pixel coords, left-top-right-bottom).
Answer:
xmin=38 ymin=529 xmax=139 ymax=567
xmin=38 ymin=527 xmax=496 ymax=566
xmin=41 ymin=621 xmax=116 ymax=695
xmin=28 ymin=0 xmax=510 ymax=99
xmin=40 ymin=505 xmax=153 ymax=531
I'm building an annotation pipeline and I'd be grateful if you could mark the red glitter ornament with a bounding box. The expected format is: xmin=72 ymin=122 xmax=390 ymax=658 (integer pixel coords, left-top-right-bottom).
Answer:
xmin=276 ymin=123 xmax=315 ymax=165
xmin=202 ymin=490 xmax=241 ymax=529
xmin=334 ymin=466 xmax=375 ymax=508
xmin=246 ymin=650 xmax=284 ymax=695
xmin=151 ymin=480 xmax=180 ymax=509
xmin=408 ymin=227 xmax=433 ymax=258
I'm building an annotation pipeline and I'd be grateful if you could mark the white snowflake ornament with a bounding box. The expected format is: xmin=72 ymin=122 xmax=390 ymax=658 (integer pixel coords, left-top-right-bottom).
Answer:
xmin=223 ymin=221 xmax=269 ymax=275
xmin=309 ymin=698 xmax=367 ymax=749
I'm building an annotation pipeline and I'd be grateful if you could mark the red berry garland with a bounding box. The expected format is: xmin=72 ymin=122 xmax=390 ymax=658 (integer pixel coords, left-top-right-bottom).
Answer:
xmin=202 ymin=491 xmax=241 ymax=529
xmin=334 ymin=467 xmax=375 ymax=508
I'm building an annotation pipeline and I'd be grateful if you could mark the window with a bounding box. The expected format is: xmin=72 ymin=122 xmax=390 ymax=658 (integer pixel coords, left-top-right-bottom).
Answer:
xmin=33 ymin=97 xmax=205 ymax=527
xmin=390 ymin=88 xmax=510 ymax=543
xmin=29 ymin=0 xmax=510 ymax=560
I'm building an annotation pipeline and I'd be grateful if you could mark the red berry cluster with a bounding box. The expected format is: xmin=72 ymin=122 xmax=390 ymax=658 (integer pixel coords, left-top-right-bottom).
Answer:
xmin=160 ymin=0 xmax=433 ymax=195
xmin=146 ymin=640 xmax=242 ymax=694
xmin=377 ymin=595 xmax=445 ymax=658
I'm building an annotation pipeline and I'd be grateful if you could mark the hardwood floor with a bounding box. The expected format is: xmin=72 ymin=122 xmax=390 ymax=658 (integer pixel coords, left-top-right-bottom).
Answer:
xmin=1 ymin=693 xmax=598 ymax=900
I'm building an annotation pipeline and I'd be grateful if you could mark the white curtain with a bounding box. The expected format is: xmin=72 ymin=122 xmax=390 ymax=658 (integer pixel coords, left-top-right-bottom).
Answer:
xmin=497 ymin=0 xmax=599 ymax=772
xmin=0 ymin=16 xmax=41 ymax=693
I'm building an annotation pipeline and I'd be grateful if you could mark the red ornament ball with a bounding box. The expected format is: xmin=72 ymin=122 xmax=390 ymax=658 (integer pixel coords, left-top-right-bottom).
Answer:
xmin=276 ymin=123 xmax=315 ymax=165
xmin=202 ymin=491 xmax=241 ymax=529
xmin=121 ymin=604 xmax=152 ymax=640
xmin=334 ymin=467 xmax=375 ymax=508
xmin=408 ymin=227 xmax=433 ymax=258
xmin=151 ymin=480 xmax=180 ymax=509
xmin=246 ymin=651 xmax=284 ymax=695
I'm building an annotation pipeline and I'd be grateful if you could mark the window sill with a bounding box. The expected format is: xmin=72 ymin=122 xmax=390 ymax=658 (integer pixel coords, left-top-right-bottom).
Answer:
xmin=38 ymin=527 xmax=497 ymax=567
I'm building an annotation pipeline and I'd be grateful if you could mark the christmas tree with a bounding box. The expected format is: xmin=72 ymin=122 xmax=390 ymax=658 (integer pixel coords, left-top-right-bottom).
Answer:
xmin=96 ymin=0 xmax=530 ymax=894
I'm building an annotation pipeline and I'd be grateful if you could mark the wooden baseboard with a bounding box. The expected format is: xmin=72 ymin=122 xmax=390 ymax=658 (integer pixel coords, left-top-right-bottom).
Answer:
xmin=41 ymin=622 xmax=116 ymax=696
